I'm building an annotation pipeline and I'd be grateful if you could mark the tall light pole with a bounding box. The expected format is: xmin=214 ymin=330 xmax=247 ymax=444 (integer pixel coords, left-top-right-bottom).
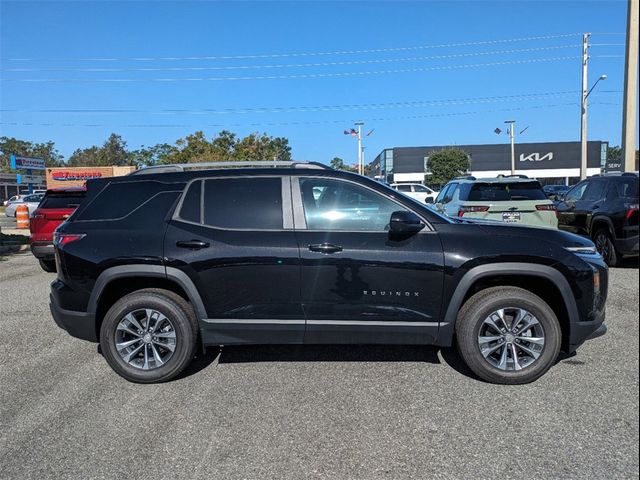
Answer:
xmin=343 ymin=122 xmax=373 ymax=175
xmin=496 ymin=121 xmax=525 ymax=175
xmin=621 ymin=0 xmax=639 ymax=172
xmin=580 ymin=70 xmax=607 ymax=180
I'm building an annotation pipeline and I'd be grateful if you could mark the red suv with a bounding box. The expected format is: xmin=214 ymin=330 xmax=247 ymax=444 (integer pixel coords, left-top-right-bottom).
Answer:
xmin=30 ymin=188 xmax=86 ymax=272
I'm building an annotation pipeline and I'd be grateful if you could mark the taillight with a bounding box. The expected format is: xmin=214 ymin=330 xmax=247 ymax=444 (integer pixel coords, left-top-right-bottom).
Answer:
xmin=626 ymin=203 xmax=639 ymax=220
xmin=536 ymin=204 xmax=558 ymax=218
xmin=458 ymin=206 xmax=489 ymax=217
xmin=53 ymin=233 xmax=85 ymax=247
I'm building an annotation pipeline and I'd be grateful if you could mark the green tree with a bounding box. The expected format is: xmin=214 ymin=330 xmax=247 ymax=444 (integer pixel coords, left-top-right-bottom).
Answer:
xmin=0 ymin=136 xmax=64 ymax=171
xmin=426 ymin=148 xmax=471 ymax=187
xmin=330 ymin=157 xmax=356 ymax=172
xmin=129 ymin=143 xmax=176 ymax=167
xmin=607 ymin=146 xmax=622 ymax=163
xmin=67 ymin=133 xmax=131 ymax=167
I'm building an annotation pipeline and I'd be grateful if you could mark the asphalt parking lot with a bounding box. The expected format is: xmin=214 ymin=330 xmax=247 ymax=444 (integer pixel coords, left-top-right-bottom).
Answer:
xmin=0 ymin=253 xmax=638 ymax=479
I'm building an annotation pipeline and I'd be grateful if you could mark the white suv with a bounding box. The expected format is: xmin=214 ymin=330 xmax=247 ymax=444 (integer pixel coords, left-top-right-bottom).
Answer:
xmin=391 ymin=183 xmax=439 ymax=204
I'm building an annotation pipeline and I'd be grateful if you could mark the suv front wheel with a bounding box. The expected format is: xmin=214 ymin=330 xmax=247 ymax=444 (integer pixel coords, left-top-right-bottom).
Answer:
xmin=455 ymin=286 xmax=561 ymax=384
xmin=99 ymin=289 xmax=198 ymax=383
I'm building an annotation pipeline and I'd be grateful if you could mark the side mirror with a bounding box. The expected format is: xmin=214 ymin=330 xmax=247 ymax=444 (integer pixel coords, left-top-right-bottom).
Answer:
xmin=425 ymin=197 xmax=434 ymax=204
xmin=390 ymin=210 xmax=424 ymax=235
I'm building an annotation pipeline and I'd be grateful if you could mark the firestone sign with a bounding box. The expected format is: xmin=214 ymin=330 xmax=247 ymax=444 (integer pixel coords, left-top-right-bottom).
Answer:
xmin=9 ymin=154 xmax=46 ymax=171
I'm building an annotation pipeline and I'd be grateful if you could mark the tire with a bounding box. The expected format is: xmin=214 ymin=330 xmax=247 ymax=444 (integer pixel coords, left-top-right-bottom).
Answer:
xmin=99 ymin=288 xmax=198 ymax=383
xmin=39 ymin=259 xmax=57 ymax=273
xmin=455 ymin=286 xmax=561 ymax=385
xmin=593 ymin=228 xmax=619 ymax=267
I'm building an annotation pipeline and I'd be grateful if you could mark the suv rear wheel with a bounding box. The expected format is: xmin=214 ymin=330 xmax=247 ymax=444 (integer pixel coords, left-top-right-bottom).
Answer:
xmin=38 ymin=259 xmax=57 ymax=273
xmin=455 ymin=286 xmax=561 ymax=385
xmin=99 ymin=289 xmax=198 ymax=383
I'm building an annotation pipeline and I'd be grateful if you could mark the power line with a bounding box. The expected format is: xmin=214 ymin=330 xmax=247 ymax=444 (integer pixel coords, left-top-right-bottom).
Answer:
xmin=2 ymin=45 xmax=581 ymax=73
xmin=1 ymin=102 xmax=616 ymax=129
xmin=3 ymin=33 xmax=583 ymax=62
xmin=1 ymin=56 xmax=582 ymax=83
xmin=3 ymin=91 xmax=620 ymax=116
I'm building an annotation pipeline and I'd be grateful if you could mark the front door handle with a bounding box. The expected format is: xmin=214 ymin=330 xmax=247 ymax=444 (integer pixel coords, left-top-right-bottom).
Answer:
xmin=308 ymin=243 xmax=343 ymax=254
xmin=176 ymin=240 xmax=210 ymax=250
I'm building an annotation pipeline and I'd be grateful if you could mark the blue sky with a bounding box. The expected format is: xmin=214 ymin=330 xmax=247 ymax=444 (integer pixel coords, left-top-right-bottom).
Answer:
xmin=0 ymin=0 xmax=634 ymax=165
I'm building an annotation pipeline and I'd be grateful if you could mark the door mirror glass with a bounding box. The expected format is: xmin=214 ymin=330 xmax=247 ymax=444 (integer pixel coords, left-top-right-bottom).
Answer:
xmin=424 ymin=197 xmax=434 ymax=204
xmin=389 ymin=210 xmax=424 ymax=235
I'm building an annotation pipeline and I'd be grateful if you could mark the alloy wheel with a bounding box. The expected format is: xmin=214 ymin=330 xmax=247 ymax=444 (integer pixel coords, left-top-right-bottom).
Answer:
xmin=477 ymin=307 xmax=546 ymax=372
xmin=115 ymin=309 xmax=177 ymax=370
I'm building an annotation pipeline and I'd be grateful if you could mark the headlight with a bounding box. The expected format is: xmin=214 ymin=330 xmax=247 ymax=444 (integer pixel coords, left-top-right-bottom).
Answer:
xmin=564 ymin=245 xmax=598 ymax=255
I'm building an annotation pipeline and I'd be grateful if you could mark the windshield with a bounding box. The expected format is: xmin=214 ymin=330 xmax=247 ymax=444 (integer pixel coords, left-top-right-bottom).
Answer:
xmin=467 ymin=182 xmax=547 ymax=201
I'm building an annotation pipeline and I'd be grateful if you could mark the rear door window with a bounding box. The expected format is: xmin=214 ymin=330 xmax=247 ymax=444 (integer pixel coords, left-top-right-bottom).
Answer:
xmin=468 ymin=182 xmax=546 ymax=201
xmin=40 ymin=192 xmax=86 ymax=209
xmin=203 ymin=177 xmax=283 ymax=230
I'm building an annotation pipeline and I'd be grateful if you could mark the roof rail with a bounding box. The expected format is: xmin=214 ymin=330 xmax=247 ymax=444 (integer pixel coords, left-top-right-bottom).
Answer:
xmin=130 ymin=161 xmax=332 ymax=175
xmin=453 ymin=175 xmax=476 ymax=181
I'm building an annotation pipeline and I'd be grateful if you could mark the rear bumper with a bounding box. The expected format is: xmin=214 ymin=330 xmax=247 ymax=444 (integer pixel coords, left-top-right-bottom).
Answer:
xmin=49 ymin=291 xmax=97 ymax=342
xmin=615 ymin=235 xmax=639 ymax=257
xmin=30 ymin=241 xmax=54 ymax=259
xmin=568 ymin=307 xmax=606 ymax=353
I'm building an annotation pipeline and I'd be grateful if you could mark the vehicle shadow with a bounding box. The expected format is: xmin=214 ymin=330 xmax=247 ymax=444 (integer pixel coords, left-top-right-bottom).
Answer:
xmin=216 ymin=344 xmax=442 ymax=365
xmin=616 ymin=257 xmax=639 ymax=269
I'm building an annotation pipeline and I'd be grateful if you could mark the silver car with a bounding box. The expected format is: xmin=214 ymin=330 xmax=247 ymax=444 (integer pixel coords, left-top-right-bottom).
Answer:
xmin=4 ymin=194 xmax=44 ymax=217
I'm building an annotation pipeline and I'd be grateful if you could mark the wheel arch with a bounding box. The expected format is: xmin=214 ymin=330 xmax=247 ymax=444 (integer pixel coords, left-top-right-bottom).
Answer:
xmin=590 ymin=215 xmax=615 ymax=238
xmin=436 ymin=263 xmax=579 ymax=351
xmin=89 ymin=265 xmax=207 ymax=339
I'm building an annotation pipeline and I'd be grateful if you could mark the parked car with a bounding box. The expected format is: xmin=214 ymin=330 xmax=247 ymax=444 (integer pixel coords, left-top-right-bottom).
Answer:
xmin=3 ymin=194 xmax=25 ymax=208
xmin=4 ymin=193 xmax=44 ymax=217
xmin=433 ymin=176 xmax=558 ymax=228
xmin=49 ymin=162 xmax=607 ymax=385
xmin=30 ymin=188 xmax=86 ymax=272
xmin=391 ymin=183 xmax=439 ymax=204
xmin=543 ymin=184 xmax=571 ymax=200
xmin=556 ymin=172 xmax=638 ymax=266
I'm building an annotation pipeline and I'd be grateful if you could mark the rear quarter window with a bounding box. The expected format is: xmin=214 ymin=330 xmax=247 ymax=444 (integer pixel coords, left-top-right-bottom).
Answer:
xmin=75 ymin=180 xmax=182 ymax=221
xmin=468 ymin=182 xmax=546 ymax=201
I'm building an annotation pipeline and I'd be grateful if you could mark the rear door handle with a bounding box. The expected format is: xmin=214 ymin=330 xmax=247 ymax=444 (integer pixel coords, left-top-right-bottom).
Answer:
xmin=308 ymin=243 xmax=343 ymax=254
xmin=176 ymin=240 xmax=210 ymax=250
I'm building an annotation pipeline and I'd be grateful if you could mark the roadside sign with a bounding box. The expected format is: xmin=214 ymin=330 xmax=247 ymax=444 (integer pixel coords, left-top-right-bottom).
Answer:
xmin=16 ymin=174 xmax=44 ymax=184
xmin=10 ymin=154 xmax=46 ymax=171
xmin=0 ymin=173 xmax=17 ymax=182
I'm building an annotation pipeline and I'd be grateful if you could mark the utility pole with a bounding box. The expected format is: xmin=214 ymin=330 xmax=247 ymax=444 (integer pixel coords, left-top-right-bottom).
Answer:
xmin=622 ymin=0 xmax=639 ymax=172
xmin=580 ymin=33 xmax=590 ymax=180
xmin=505 ymin=120 xmax=516 ymax=175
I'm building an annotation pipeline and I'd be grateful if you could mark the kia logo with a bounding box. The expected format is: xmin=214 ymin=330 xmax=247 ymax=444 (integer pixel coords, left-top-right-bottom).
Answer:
xmin=520 ymin=152 xmax=554 ymax=162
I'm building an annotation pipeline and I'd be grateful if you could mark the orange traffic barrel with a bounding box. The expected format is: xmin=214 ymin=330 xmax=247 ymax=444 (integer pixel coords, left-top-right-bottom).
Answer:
xmin=16 ymin=204 xmax=30 ymax=229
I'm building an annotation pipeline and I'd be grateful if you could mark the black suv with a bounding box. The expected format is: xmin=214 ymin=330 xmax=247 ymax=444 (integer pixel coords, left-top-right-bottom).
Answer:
xmin=50 ymin=162 xmax=608 ymax=385
xmin=556 ymin=172 xmax=639 ymax=266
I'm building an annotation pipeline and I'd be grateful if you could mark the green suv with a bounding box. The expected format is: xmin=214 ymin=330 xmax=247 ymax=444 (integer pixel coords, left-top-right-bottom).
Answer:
xmin=432 ymin=176 xmax=558 ymax=228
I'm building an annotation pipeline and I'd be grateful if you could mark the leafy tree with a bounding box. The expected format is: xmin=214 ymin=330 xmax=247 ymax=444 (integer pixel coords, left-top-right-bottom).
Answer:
xmin=0 ymin=136 xmax=64 ymax=171
xmin=330 ymin=157 xmax=356 ymax=172
xmin=426 ymin=147 xmax=471 ymax=187
xmin=67 ymin=133 xmax=131 ymax=167
xmin=129 ymin=143 xmax=176 ymax=167
xmin=607 ymin=146 xmax=622 ymax=163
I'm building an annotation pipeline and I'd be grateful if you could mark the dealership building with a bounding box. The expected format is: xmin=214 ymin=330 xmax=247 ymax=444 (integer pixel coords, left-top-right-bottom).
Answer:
xmin=369 ymin=140 xmax=611 ymax=186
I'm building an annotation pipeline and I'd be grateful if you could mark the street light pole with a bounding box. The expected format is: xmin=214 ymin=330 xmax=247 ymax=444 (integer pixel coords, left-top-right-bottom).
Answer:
xmin=355 ymin=121 xmax=364 ymax=175
xmin=580 ymin=33 xmax=590 ymax=180
xmin=505 ymin=120 xmax=516 ymax=175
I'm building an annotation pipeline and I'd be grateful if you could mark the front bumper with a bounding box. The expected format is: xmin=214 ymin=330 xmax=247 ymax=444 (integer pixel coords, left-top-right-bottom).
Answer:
xmin=30 ymin=241 xmax=54 ymax=259
xmin=49 ymin=292 xmax=97 ymax=342
xmin=568 ymin=307 xmax=606 ymax=353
